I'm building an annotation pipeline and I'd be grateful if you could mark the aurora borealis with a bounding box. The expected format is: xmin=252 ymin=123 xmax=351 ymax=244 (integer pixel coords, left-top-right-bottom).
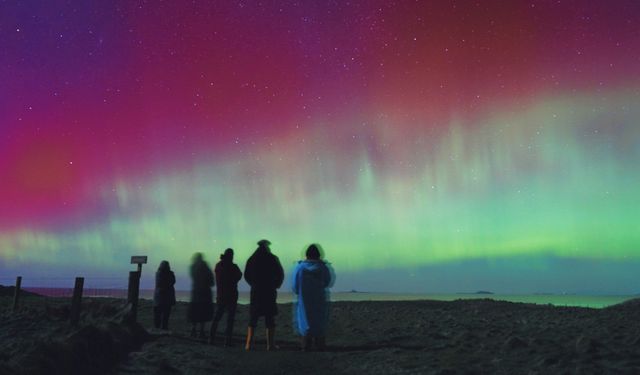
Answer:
xmin=1 ymin=1 xmax=639 ymax=293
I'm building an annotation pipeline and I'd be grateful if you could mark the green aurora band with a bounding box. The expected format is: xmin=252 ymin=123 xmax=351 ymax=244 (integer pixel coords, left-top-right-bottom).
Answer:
xmin=1 ymin=90 xmax=639 ymax=285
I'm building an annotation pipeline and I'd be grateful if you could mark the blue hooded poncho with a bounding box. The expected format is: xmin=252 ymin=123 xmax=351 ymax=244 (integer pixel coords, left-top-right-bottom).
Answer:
xmin=293 ymin=260 xmax=332 ymax=336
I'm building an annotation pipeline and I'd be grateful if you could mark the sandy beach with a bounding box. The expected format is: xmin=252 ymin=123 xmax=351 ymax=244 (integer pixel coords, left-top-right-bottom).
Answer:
xmin=2 ymin=291 xmax=640 ymax=374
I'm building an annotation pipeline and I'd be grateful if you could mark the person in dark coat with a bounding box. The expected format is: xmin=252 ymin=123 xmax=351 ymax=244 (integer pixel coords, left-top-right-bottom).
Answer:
xmin=153 ymin=260 xmax=176 ymax=330
xmin=188 ymin=252 xmax=214 ymax=338
xmin=209 ymin=248 xmax=242 ymax=346
xmin=244 ymin=239 xmax=284 ymax=351
xmin=293 ymin=244 xmax=334 ymax=351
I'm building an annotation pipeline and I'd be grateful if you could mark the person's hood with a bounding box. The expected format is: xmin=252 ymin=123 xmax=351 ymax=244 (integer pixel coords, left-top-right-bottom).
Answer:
xmin=298 ymin=260 xmax=325 ymax=273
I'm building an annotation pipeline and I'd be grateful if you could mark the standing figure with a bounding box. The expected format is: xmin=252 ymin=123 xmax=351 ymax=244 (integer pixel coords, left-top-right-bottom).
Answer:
xmin=153 ymin=260 xmax=176 ymax=330
xmin=209 ymin=248 xmax=243 ymax=346
xmin=293 ymin=244 xmax=333 ymax=351
xmin=244 ymin=239 xmax=284 ymax=351
xmin=188 ymin=252 xmax=214 ymax=339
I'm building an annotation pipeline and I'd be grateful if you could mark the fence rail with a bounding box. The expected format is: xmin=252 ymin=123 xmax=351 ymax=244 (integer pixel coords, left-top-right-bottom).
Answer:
xmin=1 ymin=274 xmax=143 ymax=322
xmin=1 ymin=277 xmax=129 ymax=297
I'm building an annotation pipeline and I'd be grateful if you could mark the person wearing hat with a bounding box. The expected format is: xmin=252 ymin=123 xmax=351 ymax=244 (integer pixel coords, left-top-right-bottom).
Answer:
xmin=209 ymin=248 xmax=242 ymax=346
xmin=243 ymin=239 xmax=285 ymax=350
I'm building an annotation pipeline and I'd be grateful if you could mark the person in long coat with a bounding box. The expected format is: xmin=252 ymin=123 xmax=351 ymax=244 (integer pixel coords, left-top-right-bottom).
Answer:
xmin=153 ymin=260 xmax=176 ymax=330
xmin=209 ymin=248 xmax=242 ymax=346
xmin=188 ymin=252 xmax=214 ymax=338
xmin=243 ymin=239 xmax=284 ymax=350
xmin=293 ymin=244 xmax=333 ymax=351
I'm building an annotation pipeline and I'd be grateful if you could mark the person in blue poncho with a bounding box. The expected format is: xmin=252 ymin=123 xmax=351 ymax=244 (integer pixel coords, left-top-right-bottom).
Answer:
xmin=293 ymin=244 xmax=334 ymax=351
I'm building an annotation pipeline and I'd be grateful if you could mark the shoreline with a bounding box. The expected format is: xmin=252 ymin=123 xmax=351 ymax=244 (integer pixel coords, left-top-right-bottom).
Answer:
xmin=12 ymin=286 xmax=637 ymax=308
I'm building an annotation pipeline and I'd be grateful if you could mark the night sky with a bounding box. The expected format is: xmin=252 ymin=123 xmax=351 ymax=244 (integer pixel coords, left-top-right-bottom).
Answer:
xmin=1 ymin=1 xmax=639 ymax=293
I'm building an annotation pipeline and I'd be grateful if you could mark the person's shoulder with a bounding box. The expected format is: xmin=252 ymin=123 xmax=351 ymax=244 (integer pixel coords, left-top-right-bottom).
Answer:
xmin=273 ymin=254 xmax=284 ymax=266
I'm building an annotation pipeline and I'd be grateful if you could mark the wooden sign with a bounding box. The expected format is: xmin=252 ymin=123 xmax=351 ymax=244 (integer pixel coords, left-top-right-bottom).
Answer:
xmin=130 ymin=256 xmax=148 ymax=264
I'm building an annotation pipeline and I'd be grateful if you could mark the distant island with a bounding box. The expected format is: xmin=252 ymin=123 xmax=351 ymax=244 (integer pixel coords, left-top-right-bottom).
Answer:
xmin=456 ymin=290 xmax=494 ymax=295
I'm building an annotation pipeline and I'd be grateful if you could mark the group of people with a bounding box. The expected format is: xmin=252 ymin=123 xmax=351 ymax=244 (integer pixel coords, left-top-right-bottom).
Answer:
xmin=152 ymin=239 xmax=334 ymax=351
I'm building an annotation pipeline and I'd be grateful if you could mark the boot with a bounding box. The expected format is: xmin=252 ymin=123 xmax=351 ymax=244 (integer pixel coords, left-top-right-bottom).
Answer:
xmin=245 ymin=327 xmax=254 ymax=351
xmin=266 ymin=327 xmax=276 ymax=351
xmin=301 ymin=335 xmax=312 ymax=352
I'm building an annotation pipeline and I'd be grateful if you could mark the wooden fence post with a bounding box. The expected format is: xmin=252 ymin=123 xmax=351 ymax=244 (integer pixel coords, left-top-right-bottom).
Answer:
xmin=12 ymin=276 xmax=21 ymax=312
xmin=127 ymin=271 xmax=141 ymax=322
xmin=70 ymin=277 xmax=84 ymax=324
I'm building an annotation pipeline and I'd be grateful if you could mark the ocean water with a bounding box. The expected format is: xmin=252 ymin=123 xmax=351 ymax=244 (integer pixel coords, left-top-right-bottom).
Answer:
xmin=18 ymin=288 xmax=635 ymax=308
xmin=183 ymin=291 xmax=633 ymax=308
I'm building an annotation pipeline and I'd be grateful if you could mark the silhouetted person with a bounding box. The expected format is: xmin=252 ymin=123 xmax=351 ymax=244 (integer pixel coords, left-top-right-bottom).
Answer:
xmin=153 ymin=260 xmax=176 ymax=330
xmin=209 ymin=248 xmax=242 ymax=346
xmin=293 ymin=244 xmax=334 ymax=351
xmin=244 ymin=239 xmax=284 ymax=350
xmin=188 ymin=252 xmax=214 ymax=339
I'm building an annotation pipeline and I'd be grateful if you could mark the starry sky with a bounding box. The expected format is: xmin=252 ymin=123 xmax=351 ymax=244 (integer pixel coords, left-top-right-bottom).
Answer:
xmin=1 ymin=1 xmax=640 ymax=293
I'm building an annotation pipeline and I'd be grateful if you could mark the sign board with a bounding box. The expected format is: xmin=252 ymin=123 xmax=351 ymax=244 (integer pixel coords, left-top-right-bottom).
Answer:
xmin=130 ymin=256 xmax=148 ymax=264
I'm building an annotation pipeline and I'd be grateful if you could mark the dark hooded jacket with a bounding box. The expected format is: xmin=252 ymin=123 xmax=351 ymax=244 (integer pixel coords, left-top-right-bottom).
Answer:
xmin=188 ymin=257 xmax=214 ymax=322
xmin=215 ymin=258 xmax=242 ymax=306
xmin=244 ymin=246 xmax=284 ymax=316
xmin=153 ymin=268 xmax=176 ymax=307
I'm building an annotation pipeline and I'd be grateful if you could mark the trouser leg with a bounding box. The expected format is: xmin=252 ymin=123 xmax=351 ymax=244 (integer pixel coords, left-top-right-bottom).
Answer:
xmin=153 ymin=306 xmax=161 ymax=329
xmin=266 ymin=326 xmax=276 ymax=351
xmin=225 ymin=304 xmax=236 ymax=346
xmin=209 ymin=304 xmax=225 ymax=344
xmin=265 ymin=314 xmax=275 ymax=328
xmin=245 ymin=326 xmax=254 ymax=350
xmin=265 ymin=315 xmax=276 ymax=351
xmin=301 ymin=335 xmax=312 ymax=351
xmin=246 ymin=311 xmax=259 ymax=350
xmin=198 ymin=322 xmax=206 ymax=338
xmin=249 ymin=311 xmax=259 ymax=328
xmin=314 ymin=336 xmax=326 ymax=351
xmin=161 ymin=306 xmax=171 ymax=330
